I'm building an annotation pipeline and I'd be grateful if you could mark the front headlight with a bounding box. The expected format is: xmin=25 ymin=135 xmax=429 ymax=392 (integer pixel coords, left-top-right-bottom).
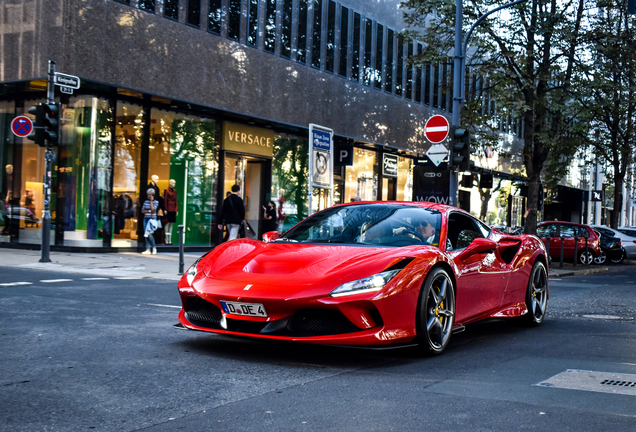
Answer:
xmin=330 ymin=269 xmax=400 ymax=297
xmin=186 ymin=258 xmax=200 ymax=286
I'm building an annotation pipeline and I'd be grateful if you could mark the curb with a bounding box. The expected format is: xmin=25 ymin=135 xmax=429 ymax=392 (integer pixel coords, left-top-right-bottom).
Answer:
xmin=549 ymin=266 xmax=610 ymax=278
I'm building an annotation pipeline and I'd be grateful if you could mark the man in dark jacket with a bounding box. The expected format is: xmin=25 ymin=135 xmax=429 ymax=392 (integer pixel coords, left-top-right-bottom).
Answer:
xmin=217 ymin=184 xmax=245 ymax=241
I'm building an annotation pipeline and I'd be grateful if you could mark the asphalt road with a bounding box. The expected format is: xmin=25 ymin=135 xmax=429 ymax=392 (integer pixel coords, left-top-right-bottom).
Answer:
xmin=1 ymin=266 xmax=635 ymax=431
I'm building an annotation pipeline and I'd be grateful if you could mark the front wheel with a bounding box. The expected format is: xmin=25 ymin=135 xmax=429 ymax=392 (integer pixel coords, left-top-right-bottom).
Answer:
xmin=417 ymin=267 xmax=456 ymax=355
xmin=579 ymin=250 xmax=595 ymax=265
xmin=522 ymin=260 xmax=548 ymax=326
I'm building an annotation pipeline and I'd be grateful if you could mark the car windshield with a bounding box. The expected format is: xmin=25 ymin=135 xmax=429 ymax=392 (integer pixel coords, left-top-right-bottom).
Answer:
xmin=277 ymin=204 xmax=442 ymax=247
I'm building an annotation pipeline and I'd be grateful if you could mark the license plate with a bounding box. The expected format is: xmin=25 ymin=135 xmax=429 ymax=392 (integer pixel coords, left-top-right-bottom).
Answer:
xmin=220 ymin=301 xmax=268 ymax=317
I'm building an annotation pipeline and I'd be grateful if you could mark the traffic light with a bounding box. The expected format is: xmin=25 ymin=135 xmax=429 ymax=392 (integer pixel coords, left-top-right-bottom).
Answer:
xmin=27 ymin=102 xmax=59 ymax=147
xmin=449 ymin=126 xmax=473 ymax=171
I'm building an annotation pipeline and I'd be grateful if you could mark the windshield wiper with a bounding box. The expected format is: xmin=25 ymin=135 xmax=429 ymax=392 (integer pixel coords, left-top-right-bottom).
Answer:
xmin=274 ymin=238 xmax=298 ymax=242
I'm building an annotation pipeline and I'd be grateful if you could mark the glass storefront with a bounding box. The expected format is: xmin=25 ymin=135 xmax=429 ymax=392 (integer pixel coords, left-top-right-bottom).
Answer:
xmin=272 ymin=134 xmax=309 ymax=231
xmin=148 ymin=108 xmax=217 ymax=246
xmin=344 ymin=148 xmax=378 ymax=202
xmin=0 ymin=99 xmax=55 ymax=245
xmin=1 ymin=87 xmax=416 ymax=250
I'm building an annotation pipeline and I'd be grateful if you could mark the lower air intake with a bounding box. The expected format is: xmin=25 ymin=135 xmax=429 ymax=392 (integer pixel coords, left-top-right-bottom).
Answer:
xmin=287 ymin=309 xmax=360 ymax=335
xmin=185 ymin=296 xmax=222 ymax=327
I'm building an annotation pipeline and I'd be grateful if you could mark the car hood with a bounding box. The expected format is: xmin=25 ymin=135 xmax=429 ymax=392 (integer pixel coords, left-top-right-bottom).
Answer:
xmin=201 ymin=239 xmax=431 ymax=287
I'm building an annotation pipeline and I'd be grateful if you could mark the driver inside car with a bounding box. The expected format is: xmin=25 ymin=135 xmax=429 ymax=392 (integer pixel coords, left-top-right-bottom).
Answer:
xmin=393 ymin=219 xmax=437 ymax=245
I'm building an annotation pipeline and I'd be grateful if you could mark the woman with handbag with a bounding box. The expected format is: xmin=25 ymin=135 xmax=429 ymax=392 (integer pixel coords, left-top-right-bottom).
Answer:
xmin=140 ymin=188 xmax=160 ymax=255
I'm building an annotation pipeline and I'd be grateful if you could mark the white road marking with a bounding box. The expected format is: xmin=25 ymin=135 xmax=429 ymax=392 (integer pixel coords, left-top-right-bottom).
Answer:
xmin=40 ymin=279 xmax=73 ymax=283
xmin=113 ymin=276 xmax=143 ymax=280
xmin=146 ymin=303 xmax=181 ymax=309
xmin=0 ymin=282 xmax=33 ymax=287
xmin=81 ymin=277 xmax=110 ymax=280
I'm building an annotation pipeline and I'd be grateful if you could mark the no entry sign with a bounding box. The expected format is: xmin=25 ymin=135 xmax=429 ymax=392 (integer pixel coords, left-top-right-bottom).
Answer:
xmin=425 ymin=115 xmax=449 ymax=143
xmin=11 ymin=115 xmax=34 ymax=137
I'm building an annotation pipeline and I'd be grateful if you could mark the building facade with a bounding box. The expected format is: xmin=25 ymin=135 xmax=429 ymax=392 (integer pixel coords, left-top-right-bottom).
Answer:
xmin=0 ymin=0 xmax=589 ymax=251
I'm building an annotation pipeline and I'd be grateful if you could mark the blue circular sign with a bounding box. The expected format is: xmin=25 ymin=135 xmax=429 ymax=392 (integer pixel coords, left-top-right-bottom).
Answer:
xmin=11 ymin=116 xmax=34 ymax=137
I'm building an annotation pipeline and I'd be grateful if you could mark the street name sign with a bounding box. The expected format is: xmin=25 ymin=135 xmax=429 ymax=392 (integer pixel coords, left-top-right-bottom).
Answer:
xmin=425 ymin=115 xmax=450 ymax=143
xmin=54 ymin=72 xmax=80 ymax=89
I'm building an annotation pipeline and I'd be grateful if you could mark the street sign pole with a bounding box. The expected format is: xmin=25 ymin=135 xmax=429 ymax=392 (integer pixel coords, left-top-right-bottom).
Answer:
xmin=450 ymin=0 xmax=463 ymax=207
xmin=40 ymin=60 xmax=56 ymax=263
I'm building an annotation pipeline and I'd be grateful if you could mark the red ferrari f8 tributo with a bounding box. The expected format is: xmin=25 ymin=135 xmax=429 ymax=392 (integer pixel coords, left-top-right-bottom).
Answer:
xmin=176 ymin=202 xmax=548 ymax=354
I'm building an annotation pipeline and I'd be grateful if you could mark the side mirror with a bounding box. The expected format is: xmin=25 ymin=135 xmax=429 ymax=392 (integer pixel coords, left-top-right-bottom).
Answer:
xmin=455 ymin=238 xmax=497 ymax=261
xmin=262 ymin=231 xmax=280 ymax=243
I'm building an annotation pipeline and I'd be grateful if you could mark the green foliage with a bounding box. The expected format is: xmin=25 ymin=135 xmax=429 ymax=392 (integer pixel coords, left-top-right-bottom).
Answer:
xmin=400 ymin=0 xmax=589 ymax=233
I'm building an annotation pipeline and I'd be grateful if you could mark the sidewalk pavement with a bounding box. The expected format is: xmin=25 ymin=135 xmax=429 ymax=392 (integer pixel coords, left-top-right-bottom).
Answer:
xmin=1 ymin=247 xmax=632 ymax=281
xmin=0 ymin=248 xmax=204 ymax=281
xmin=547 ymin=259 xmax=636 ymax=278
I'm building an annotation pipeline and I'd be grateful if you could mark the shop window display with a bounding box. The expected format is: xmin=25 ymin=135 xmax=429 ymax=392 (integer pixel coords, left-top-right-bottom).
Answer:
xmin=56 ymin=96 xmax=113 ymax=246
xmin=148 ymin=108 xmax=217 ymax=246
xmin=1 ymin=101 xmax=15 ymax=242
xmin=272 ymin=135 xmax=309 ymax=231
xmin=0 ymin=100 xmax=56 ymax=245
xmin=344 ymin=148 xmax=378 ymax=202
xmin=112 ymin=102 xmax=144 ymax=247
xmin=396 ymin=157 xmax=413 ymax=201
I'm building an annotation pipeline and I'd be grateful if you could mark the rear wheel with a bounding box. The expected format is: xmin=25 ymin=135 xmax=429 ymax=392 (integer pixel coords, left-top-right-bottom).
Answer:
xmin=610 ymin=248 xmax=625 ymax=264
xmin=417 ymin=267 xmax=455 ymax=355
xmin=594 ymin=249 xmax=607 ymax=265
xmin=522 ymin=261 xmax=548 ymax=326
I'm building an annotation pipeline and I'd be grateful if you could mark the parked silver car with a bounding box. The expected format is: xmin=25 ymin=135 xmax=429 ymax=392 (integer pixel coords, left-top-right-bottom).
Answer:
xmin=591 ymin=225 xmax=636 ymax=259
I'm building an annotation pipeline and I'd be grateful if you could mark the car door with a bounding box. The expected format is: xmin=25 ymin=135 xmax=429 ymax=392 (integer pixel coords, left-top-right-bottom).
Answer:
xmin=537 ymin=223 xmax=559 ymax=258
xmin=448 ymin=212 xmax=507 ymax=322
xmin=559 ymin=224 xmax=576 ymax=259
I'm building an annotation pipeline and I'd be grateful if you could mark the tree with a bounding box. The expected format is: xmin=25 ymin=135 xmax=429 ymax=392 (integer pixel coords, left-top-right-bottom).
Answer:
xmin=576 ymin=1 xmax=636 ymax=228
xmin=401 ymin=0 xmax=587 ymax=234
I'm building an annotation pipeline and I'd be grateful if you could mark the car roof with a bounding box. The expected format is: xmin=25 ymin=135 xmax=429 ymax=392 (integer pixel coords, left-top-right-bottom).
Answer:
xmin=331 ymin=200 xmax=461 ymax=215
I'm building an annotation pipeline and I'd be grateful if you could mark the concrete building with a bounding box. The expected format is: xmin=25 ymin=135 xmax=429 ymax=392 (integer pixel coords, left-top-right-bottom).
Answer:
xmin=0 ymin=0 xmax=585 ymax=251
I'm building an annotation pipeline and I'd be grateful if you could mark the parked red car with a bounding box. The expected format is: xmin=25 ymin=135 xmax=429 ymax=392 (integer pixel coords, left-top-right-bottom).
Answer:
xmin=536 ymin=221 xmax=600 ymax=264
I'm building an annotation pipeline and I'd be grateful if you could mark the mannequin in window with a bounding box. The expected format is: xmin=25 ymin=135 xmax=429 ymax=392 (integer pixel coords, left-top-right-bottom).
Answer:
xmin=163 ymin=179 xmax=178 ymax=244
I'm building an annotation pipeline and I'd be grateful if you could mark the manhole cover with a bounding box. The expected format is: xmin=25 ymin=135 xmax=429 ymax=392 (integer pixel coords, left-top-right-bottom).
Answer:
xmin=536 ymin=369 xmax=636 ymax=396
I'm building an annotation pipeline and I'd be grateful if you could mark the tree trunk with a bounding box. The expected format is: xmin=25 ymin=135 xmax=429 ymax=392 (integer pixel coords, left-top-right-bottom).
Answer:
xmin=611 ymin=176 xmax=623 ymax=229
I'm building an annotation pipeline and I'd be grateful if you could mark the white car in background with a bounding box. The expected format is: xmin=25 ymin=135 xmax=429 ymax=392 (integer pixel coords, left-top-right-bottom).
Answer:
xmin=591 ymin=225 xmax=636 ymax=259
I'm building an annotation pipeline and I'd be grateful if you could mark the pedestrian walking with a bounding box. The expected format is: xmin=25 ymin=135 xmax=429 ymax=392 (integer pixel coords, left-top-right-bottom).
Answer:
xmin=262 ymin=200 xmax=278 ymax=235
xmin=218 ymin=184 xmax=245 ymax=241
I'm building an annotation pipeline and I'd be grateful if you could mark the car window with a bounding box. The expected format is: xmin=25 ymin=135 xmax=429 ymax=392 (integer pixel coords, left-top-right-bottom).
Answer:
xmin=559 ymin=225 xmax=575 ymax=237
xmin=537 ymin=224 xmax=557 ymax=237
xmin=577 ymin=226 xmax=590 ymax=238
xmin=618 ymin=228 xmax=636 ymax=237
xmin=447 ymin=212 xmax=484 ymax=250
xmin=596 ymin=227 xmax=614 ymax=238
xmin=281 ymin=204 xmax=442 ymax=247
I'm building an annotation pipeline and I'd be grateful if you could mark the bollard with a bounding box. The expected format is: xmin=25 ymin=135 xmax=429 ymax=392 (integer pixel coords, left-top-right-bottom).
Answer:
xmin=556 ymin=225 xmax=564 ymax=269
xmin=584 ymin=231 xmax=589 ymax=266
xmin=545 ymin=236 xmax=550 ymax=262
xmin=178 ymin=224 xmax=184 ymax=274
xmin=573 ymin=232 xmax=578 ymax=267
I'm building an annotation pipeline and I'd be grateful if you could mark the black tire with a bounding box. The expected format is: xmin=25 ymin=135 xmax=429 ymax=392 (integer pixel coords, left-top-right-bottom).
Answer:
xmin=578 ymin=250 xmax=594 ymax=265
xmin=416 ymin=267 xmax=456 ymax=355
xmin=522 ymin=261 xmax=548 ymax=326
xmin=610 ymin=248 xmax=625 ymax=264
xmin=594 ymin=249 xmax=607 ymax=265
